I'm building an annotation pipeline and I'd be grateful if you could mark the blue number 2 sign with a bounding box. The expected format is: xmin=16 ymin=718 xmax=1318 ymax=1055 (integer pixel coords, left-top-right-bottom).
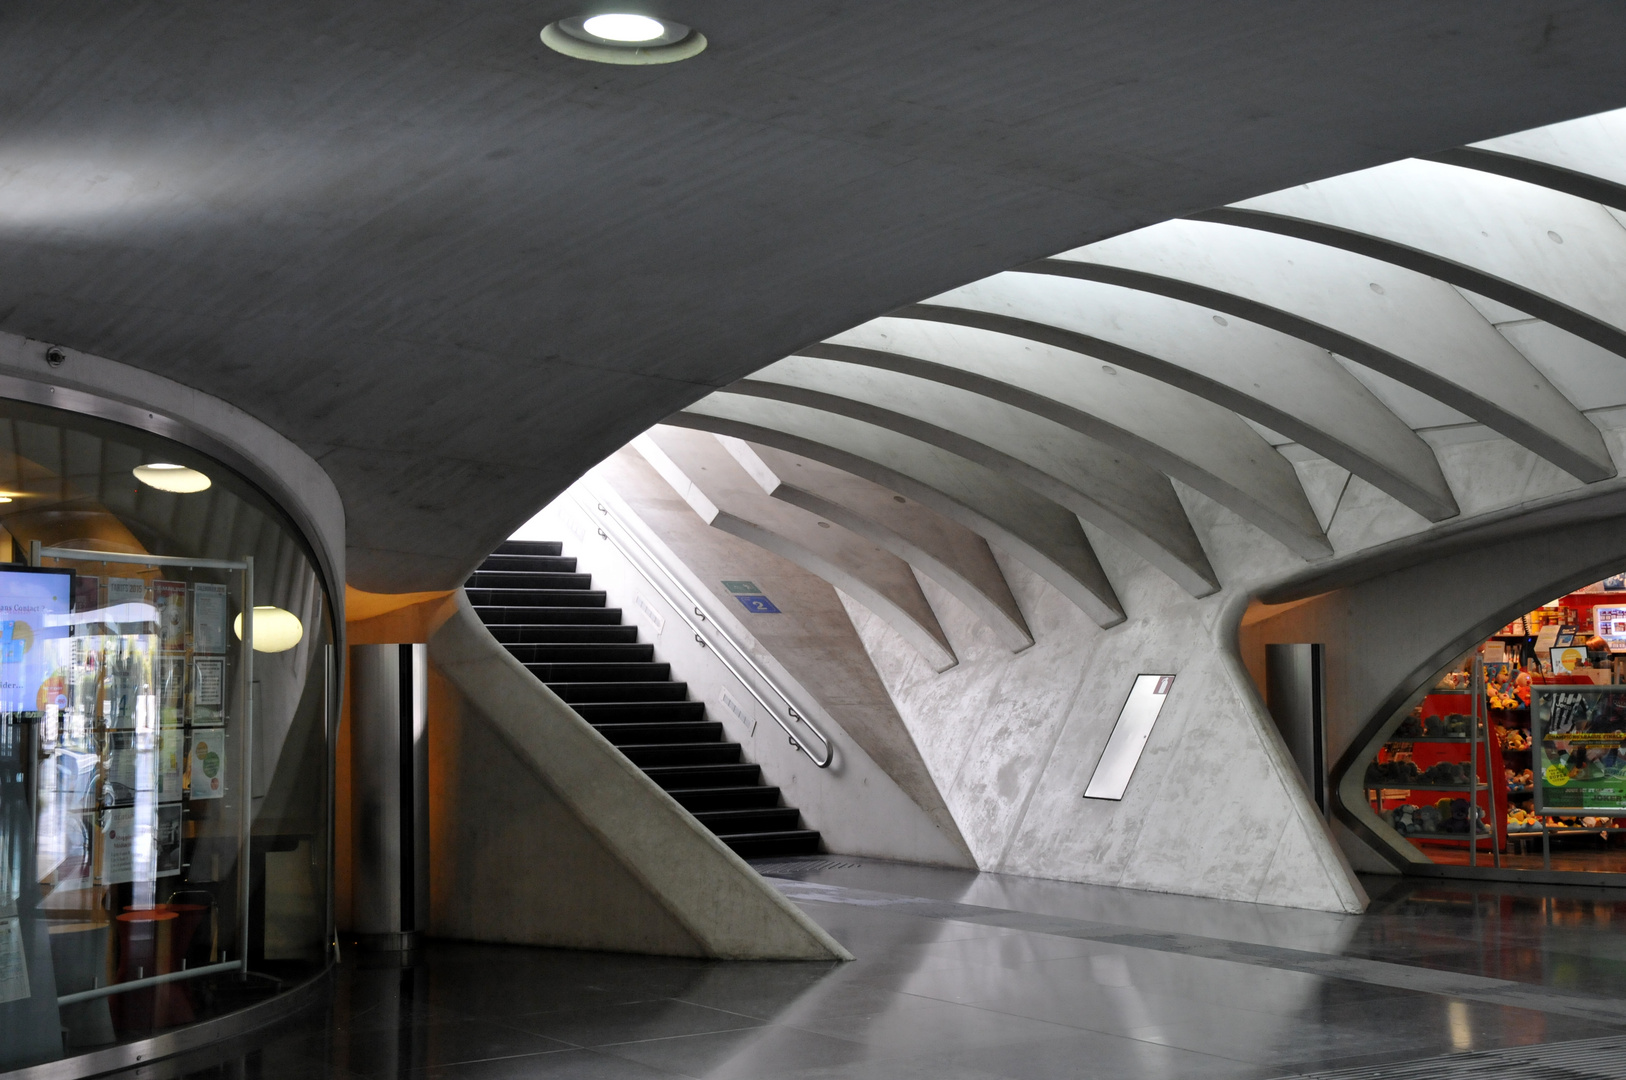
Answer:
xmin=733 ymin=594 xmax=781 ymax=614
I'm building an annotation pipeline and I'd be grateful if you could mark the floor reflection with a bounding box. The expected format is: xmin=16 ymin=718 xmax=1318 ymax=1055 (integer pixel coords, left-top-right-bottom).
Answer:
xmin=96 ymin=864 xmax=1626 ymax=1080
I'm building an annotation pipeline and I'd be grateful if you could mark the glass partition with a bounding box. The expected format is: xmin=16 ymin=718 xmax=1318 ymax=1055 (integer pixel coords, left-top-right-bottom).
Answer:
xmin=0 ymin=398 xmax=334 ymax=1070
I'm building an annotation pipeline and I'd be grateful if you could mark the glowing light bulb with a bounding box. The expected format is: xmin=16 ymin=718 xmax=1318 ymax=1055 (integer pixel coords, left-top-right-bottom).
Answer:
xmin=582 ymin=13 xmax=665 ymax=41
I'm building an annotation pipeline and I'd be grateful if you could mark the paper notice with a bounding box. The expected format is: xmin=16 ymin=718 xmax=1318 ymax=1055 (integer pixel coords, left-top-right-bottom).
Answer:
xmin=193 ymin=583 xmax=227 ymax=655
xmin=98 ymin=807 xmax=142 ymax=885
xmin=155 ymin=580 xmax=186 ymax=653
xmin=195 ymin=653 xmax=226 ymax=712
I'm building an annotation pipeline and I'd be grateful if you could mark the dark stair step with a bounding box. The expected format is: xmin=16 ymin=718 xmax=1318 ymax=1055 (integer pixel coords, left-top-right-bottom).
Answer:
xmin=667 ymin=786 xmax=783 ymax=813
xmin=496 ymin=540 xmax=563 ymax=556
xmin=486 ymin=625 xmax=639 ymax=645
xmin=572 ymin=701 xmax=706 ymax=723
xmin=503 ymin=642 xmax=653 ymax=662
xmin=479 ymin=553 xmax=577 ymax=573
xmin=466 ymin=587 xmax=605 ymax=608
xmin=642 ymin=763 xmax=761 ymax=790
xmin=475 ymin=606 xmax=623 ymax=626
xmin=592 ymin=721 xmax=723 ymax=745
xmin=546 ymin=681 xmax=689 ymax=703
xmin=525 ymin=661 xmax=670 ymax=682
xmin=692 ymin=807 xmax=802 ymax=834
xmin=720 ymin=831 xmax=822 ymax=858
xmin=467 ymin=570 xmax=592 ymax=590
xmin=619 ymin=743 xmax=741 ymax=767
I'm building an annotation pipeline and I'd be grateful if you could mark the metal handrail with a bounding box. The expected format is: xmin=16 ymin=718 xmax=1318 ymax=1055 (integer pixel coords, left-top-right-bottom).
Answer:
xmin=574 ymin=491 xmax=833 ymax=767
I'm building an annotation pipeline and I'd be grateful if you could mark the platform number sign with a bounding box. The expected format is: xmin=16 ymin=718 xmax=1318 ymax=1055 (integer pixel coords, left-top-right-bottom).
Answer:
xmin=722 ymin=580 xmax=781 ymax=614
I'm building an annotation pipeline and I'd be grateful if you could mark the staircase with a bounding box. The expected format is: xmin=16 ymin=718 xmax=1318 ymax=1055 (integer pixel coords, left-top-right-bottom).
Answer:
xmin=467 ymin=539 xmax=822 ymax=859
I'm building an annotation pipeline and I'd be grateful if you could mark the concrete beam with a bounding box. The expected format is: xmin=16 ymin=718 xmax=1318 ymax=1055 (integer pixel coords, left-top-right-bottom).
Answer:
xmin=819 ymin=318 xmax=1330 ymax=560
xmin=1033 ymin=219 xmax=1615 ymax=483
xmin=635 ymin=428 xmax=958 ymax=671
xmin=670 ymin=397 xmax=1126 ymax=627
xmin=909 ymin=275 xmax=1458 ymax=521
xmin=729 ymin=368 xmax=1223 ymax=593
xmin=718 ymin=436 xmax=1034 ymax=653
xmin=1216 ymin=156 xmax=1626 ymax=358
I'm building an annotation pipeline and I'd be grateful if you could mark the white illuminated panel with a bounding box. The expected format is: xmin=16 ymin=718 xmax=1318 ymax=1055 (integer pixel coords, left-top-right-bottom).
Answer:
xmin=1084 ymin=674 xmax=1175 ymax=801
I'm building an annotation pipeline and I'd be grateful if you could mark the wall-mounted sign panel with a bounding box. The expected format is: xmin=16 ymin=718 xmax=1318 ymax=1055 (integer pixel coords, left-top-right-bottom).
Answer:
xmin=1084 ymin=674 xmax=1175 ymax=801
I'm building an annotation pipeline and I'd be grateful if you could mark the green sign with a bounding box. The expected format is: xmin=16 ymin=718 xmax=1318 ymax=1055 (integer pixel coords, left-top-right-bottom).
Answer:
xmin=721 ymin=580 xmax=761 ymax=594
xmin=1533 ymin=686 xmax=1626 ymax=812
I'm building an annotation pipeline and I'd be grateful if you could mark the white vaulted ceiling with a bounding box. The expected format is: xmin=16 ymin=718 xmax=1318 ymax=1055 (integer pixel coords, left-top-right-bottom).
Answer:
xmin=652 ymin=109 xmax=1626 ymax=663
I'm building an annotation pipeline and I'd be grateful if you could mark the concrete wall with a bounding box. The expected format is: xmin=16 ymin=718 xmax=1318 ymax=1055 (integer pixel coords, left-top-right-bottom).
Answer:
xmin=517 ymin=455 xmax=974 ymax=867
xmin=426 ymin=593 xmax=850 ymax=960
xmin=844 ymin=520 xmax=1367 ymax=913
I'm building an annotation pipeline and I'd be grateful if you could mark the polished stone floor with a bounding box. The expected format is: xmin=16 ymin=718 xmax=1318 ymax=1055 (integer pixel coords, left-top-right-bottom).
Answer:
xmin=104 ymin=859 xmax=1626 ymax=1080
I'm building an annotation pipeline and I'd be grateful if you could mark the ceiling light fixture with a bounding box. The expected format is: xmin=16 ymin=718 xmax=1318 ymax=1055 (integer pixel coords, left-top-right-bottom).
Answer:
xmin=582 ymin=13 xmax=664 ymax=41
xmin=542 ymin=13 xmax=706 ymax=65
xmin=133 ymin=463 xmax=212 ymax=493
xmin=234 ymin=606 xmax=305 ymax=653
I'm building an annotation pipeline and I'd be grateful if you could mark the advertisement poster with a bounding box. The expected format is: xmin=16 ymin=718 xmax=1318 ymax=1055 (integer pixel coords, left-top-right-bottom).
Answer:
xmin=1534 ymin=688 xmax=1626 ymax=811
xmin=106 ymin=577 xmax=148 ymax=632
xmin=193 ymin=583 xmax=227 ymax=655
xmin=0 ymin=568 xmax=73 ymax=716
xmin=154 ymin=580 xmax=186 ymax=653
xmin=188 ymin=730 xmax=225 ymax=800
xmin=1597 ymin=606 xmax=1626 ymax=652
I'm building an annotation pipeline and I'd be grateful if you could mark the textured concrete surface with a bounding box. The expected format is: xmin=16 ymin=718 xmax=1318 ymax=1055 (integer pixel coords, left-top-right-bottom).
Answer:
xmin=635 ymin=426 xmax=958 ymax=671
xmin=427 ymin=592 xmax=850 ymax=959
xmin=570 ymin=450 xmax=974 ymax=866
xmin=2 ymin=3 xmax=1623 ymax=589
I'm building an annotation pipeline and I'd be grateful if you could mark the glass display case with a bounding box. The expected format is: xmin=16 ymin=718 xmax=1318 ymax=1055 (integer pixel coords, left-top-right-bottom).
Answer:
xmin=0 ymin=398 xmax=335 ymax=1070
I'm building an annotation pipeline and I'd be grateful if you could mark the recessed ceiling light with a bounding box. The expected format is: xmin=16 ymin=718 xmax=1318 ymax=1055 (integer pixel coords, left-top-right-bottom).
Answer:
xmin=133 ymin=463 xmax=211 ymax=493
xmin=582 ymin=13 xmax=664 ymax=41
xmin=542 ymin=13 xmax=706 ymax=65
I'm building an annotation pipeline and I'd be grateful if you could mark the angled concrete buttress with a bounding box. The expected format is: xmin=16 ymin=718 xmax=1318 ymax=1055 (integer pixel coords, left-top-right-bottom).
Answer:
xmin=428 ymin=592 xmax=850 ymax=960
xmin=719 ymin=436 xmax=1034 ymax=653
xmin=669 ymin=399 xmax=1126 ymax=626
xmin=635 ymin=428 xmax=958 ymax=671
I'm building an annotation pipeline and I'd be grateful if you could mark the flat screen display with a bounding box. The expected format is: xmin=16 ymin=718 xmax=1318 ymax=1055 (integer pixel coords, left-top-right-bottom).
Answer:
xmin=1084 ymin=674 xmax=1175 ymax=801
xmin=1596 ymin=606 xmax=1626 ymax=652
xmin=0 ymin=567 xmax=73 ymax=716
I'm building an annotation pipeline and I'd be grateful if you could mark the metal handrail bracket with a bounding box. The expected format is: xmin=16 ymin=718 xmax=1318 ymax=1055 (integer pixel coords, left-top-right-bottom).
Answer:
xmin=571 ymin=490 xmax=833 ymax=767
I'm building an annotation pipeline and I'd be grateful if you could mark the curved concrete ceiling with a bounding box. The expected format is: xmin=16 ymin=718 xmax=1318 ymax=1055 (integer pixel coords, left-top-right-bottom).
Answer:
xmin=647 ymin=106 xmax=1626 ymax=649
xmin=1 ymin=4 xmax=1624 ymax=590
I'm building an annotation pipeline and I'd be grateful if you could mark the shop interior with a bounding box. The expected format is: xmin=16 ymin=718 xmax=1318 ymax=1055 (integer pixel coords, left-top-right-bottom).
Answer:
xmin=1365 ymin=575 xmax=1626 ymax=874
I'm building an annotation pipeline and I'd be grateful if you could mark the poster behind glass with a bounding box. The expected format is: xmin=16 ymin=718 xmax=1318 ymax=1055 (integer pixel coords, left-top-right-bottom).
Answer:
xmin=1533 ymin=686 xmax=1626 ymax=812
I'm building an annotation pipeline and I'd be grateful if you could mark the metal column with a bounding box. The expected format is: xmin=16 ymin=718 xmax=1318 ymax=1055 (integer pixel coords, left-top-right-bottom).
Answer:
xmin=350 ymin=644 xmax=429 ymax=952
